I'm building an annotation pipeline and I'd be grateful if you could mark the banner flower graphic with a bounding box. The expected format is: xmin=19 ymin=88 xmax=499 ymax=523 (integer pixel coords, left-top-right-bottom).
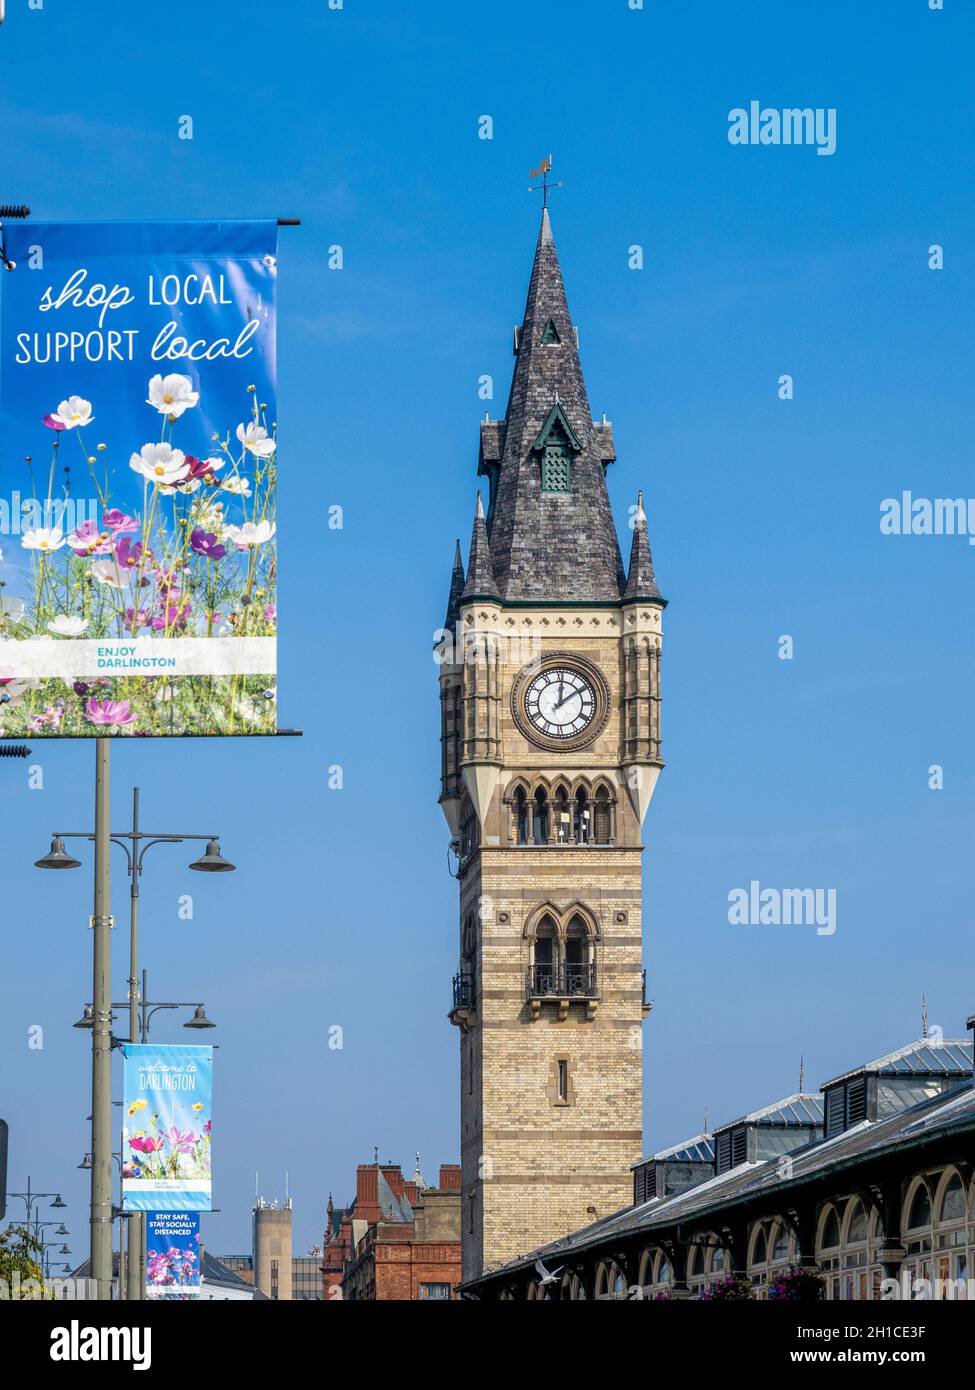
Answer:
xmin=0 ymin=221 xmax=278 ymax=736
xmin=146 ymin=1212 xmax=203 ymax=1300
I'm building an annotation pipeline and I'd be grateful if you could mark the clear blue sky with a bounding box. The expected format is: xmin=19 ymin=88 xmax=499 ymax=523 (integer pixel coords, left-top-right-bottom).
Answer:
xmin=1 ymin=0 xmax=973 ymax=1257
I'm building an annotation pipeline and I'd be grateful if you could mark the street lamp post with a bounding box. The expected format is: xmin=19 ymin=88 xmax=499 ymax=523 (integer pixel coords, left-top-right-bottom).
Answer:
xmin=36 ymin=783 xmax=234 ymax=1300
xmin=92 ymin=739 xmax=112 ymax=1302
xmin=5 ymin=1179 xmax=67 ymax=1239
xmin=4 ymin=1183 xmax=68 ymax=1290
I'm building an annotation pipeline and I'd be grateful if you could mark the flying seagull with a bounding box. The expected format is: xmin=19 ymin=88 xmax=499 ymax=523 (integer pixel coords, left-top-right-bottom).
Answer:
xmin=535 ymin=1258 xmax=564 ymax=1286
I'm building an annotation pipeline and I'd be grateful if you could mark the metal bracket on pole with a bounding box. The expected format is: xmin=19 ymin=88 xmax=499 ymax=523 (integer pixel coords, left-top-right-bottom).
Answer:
xmin=89 ymin=915 xmax=116 ymax=931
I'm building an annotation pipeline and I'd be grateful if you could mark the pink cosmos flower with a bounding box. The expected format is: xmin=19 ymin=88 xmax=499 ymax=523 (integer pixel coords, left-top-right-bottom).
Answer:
xmin=152 ymin=599 xmax=190 ymax=632
xmin=183 ymin=454 xmax=223 ymax=483
xmin=115 ymin=536 xmax=149 ymax=569
xmin=42 ymin=414 xmax=67 ymax=431
xmin=167 ymin=1127 xmax=195 ymax=1155
xmin=67 ymin=520 xmax=113 ymax=556
xmin=190 ymin=529 xmax=226 ymax=561
xmin=28 ymin=702 xmax=65 ymax=732
xmin=129 ymin=1135 xmax=165 ymax=1153
xmin=84 ymin=698 xmax=137 ymax=727
xmin=103 ymin=509 xmax=138 ymax=535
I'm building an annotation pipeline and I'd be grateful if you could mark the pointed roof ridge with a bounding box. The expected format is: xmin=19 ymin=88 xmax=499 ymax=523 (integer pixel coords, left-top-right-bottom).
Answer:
xmin=443 ymin=537 xmax=465 ymax=628
xmin=623 ymin=490 xmax=662 ymax=602
xmin=462 ymin=491 xmax=499 ymax=599
xmin=480 ymin=210 xmax=626 ymax=602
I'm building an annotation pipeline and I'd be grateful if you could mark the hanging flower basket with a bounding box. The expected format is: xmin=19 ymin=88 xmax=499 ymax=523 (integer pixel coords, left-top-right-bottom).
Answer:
xmin=768 ymin=1264 xmax=825 ymax=1301
xmin=699 ymin=1273 xmax=752 ymax=1301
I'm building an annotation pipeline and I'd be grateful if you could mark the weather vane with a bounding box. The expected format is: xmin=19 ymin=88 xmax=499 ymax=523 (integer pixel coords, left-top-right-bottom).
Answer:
xmin=529 ymin=154 xmax=563 ymax=207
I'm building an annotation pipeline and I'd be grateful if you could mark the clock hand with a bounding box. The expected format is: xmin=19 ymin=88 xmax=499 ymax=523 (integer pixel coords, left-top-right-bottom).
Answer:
xmin=554 ymin=687 xmax=582 ymax=710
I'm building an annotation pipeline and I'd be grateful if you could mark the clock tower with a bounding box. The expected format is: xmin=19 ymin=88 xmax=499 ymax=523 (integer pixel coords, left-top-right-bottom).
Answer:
xmin=438 ymin=207 xmax=665 ymax=1283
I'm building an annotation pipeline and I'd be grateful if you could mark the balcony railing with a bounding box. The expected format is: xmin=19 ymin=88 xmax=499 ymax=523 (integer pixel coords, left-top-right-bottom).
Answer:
xmin=527 ymin=961 xmax=597 ymax=1000
xmin=452 ymin=972 xmax=476 ymax=1011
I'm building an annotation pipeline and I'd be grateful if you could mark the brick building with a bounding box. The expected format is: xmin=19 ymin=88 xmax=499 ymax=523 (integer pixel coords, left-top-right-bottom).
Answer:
xmin=323 ymin=1159 xmax=461 ymax=1300
xmin=438 ymin=206 xmax=662 ymax=1280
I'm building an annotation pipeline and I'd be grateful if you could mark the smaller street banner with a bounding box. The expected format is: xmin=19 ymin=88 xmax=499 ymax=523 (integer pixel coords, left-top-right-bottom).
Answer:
xmin=146 ymin=1211 xmax=202 ymax=1299
xmin=122 ymin=1043 xmax=212 ymax=1212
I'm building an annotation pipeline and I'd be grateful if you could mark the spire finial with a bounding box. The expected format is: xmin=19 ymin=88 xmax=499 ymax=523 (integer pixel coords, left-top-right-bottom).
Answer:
xmin=529 ymin=153 xmax=562 ymax=208
xmin=475 ymin=490 xmax=485 ymax=520
xmin=799 ymin=1054 xmax=805 ymax=1092
xmin=922 ymin=993 xmax=928 ymax=1039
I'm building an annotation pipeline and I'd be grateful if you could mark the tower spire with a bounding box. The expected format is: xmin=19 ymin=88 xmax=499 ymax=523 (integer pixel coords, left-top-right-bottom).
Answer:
xmin=443 ymin=538 xmax=465 ymax=629
xmin=478 ymin=208 xmax=625 ymax=602
xmin=623 ymin=490 xmax=661 ymax=601
xmin=462 ymin=491 xmax=499 ymax=600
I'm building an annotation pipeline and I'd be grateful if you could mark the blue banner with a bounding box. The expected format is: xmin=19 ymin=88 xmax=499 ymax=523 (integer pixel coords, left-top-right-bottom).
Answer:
xmin=146 ymin=1211 xmax=202 ymax=1300
xmin=122 ymin=1044 xmax=213 ymax=1212
xmin=0 ymin=220 xmax=277 ymax=736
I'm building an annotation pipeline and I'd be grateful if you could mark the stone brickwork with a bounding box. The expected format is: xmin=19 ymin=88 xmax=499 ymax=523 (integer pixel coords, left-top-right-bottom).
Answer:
xmin=440 ymin=211 xmax=665 ymax=1283
xmin=454 ymin=607 xmax=654 ymax=1279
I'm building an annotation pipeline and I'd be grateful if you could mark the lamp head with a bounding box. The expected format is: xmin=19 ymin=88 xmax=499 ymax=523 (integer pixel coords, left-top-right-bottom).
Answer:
xmin=188 ymin=838 xmax=234 ymax=873
xmin=35 ymin=836 xmax=81 ymax=870
xmin=184 ymin=1004 xmax=216 ymax=1031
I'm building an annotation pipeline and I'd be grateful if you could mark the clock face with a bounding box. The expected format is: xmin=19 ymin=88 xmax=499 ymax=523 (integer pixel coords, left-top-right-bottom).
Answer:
xmin=525 ymin=667 xmax=597 ymax=740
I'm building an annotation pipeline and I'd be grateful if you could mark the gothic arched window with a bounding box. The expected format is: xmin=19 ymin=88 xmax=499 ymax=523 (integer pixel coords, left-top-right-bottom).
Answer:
xmin=532 ymin=403 xmax=580 ymax=495
xmin=592 ymin=785 xmax=612 ymax=844
xmin=564 ymin=916 xmax=590 ymax=995
xmin=573 ymin=786 xmax=590 ymax=843
xmin=847 ymin=1201 xmax=867 ymax=1245
xmin=553 ymin=787 xmax=570 ymax=844
xmin=513 ymin=786 xmax=528 ymax=845
xmin=907 ymin=1186 xmax=932 ymax=1232
xmin=940 ymin=1174 xmax=966 ymax=1224
xmin=532 ymin=916 xmax=557 ymax=996
xmin=532 ymin=788 xmax=549 ymax=845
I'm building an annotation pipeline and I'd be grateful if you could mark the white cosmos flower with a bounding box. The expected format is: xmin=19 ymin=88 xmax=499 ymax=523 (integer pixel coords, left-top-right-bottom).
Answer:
xmin=147 ymin=373 xmax=199 ymax=418
xmin=235 ymin=422 xmax=275 ymax=458
xmin=1 ymin=595 xmax=25 ymax=624
xmin=52 ymin=396 xmax=95 ymax=429
xmin=225 ymin=520 xmax=275 ymax=548
xmin=21 ymin=527 xmax=67 ymax=553
xmin=130 ymin=442 xmax=189 ymax=487
xmin=47 ymin=614 xmax=90 ymax=636
xmin=90 ymin=559 xmax=131 ymax=588
xmin=221 ymin=475 xmax=252 ymax=498
xmin=0 ymin=677 xmax=39 ymax=708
